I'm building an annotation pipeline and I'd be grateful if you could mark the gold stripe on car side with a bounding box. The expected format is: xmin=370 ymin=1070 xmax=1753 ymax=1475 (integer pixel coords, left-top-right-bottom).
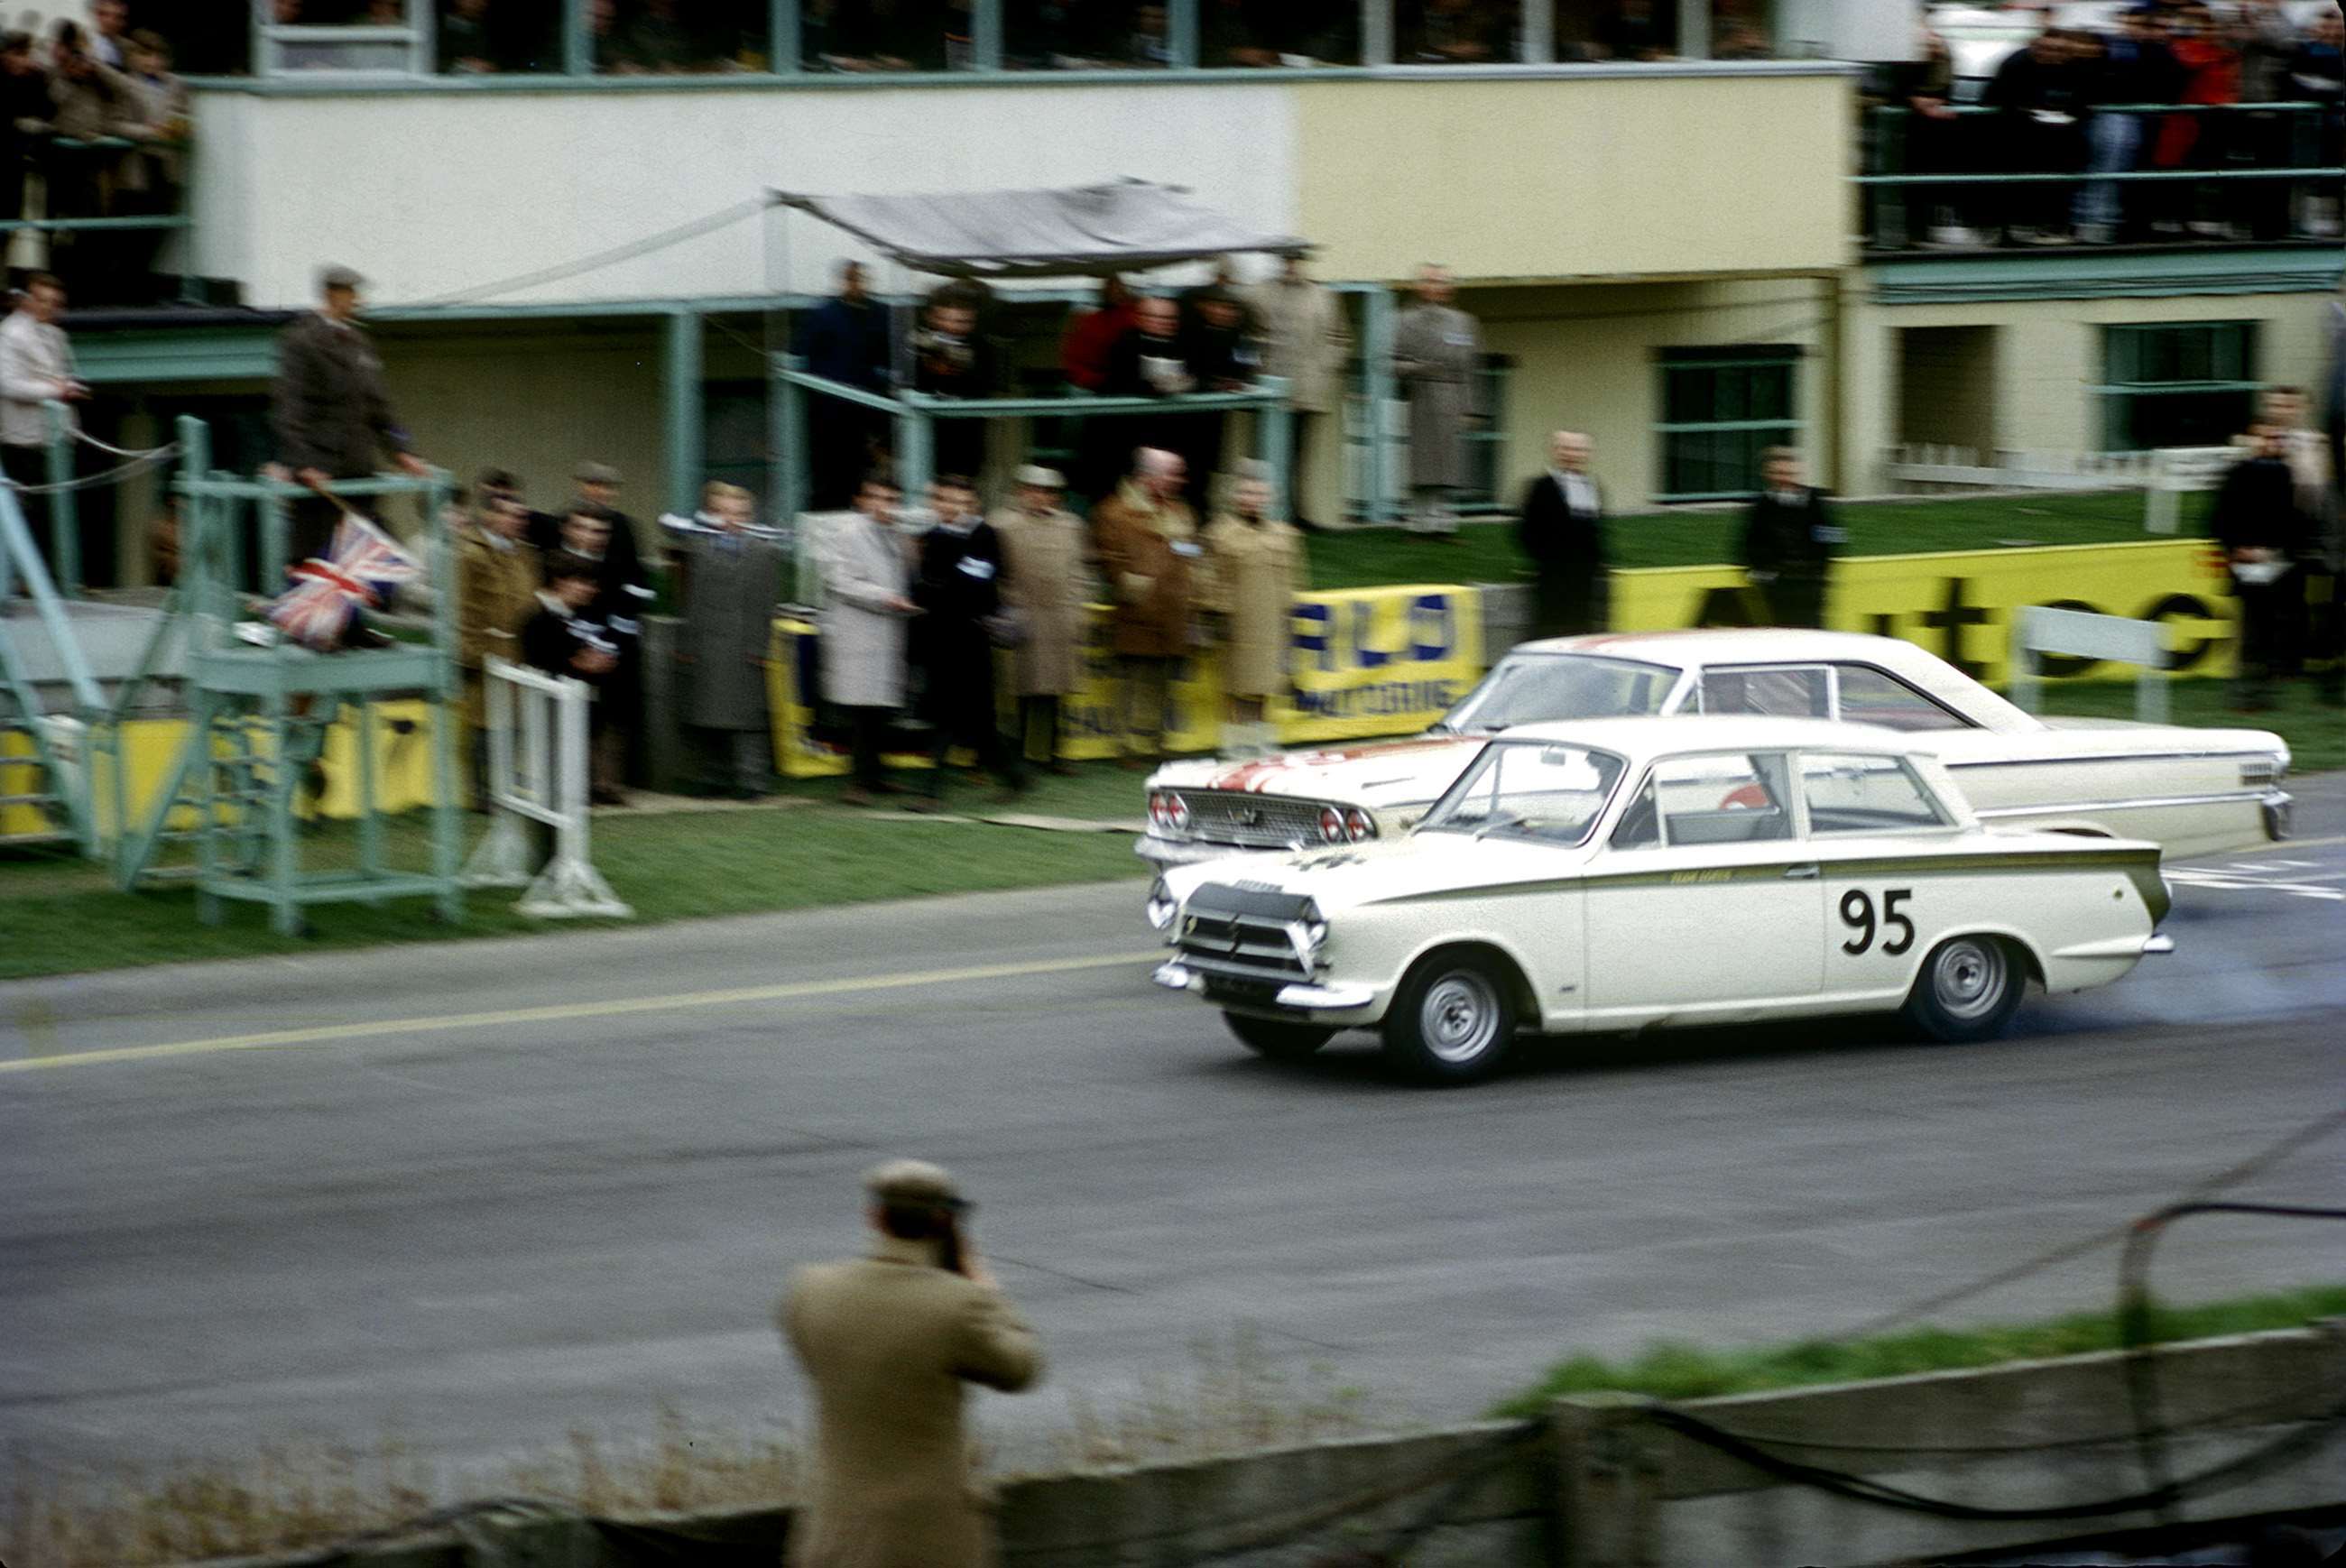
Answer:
xmin=1375 ymin=845 xmax=2159 ymax=904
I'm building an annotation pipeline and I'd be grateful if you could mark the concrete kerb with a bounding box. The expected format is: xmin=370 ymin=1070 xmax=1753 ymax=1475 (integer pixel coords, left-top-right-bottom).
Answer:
xmin=173 ymin=1326 xmax=2344 ymax=1568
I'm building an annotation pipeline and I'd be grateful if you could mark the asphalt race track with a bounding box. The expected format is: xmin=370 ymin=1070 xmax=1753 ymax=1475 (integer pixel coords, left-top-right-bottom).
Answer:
xmin=4 ymin=777 xmax=2342 ymax=1480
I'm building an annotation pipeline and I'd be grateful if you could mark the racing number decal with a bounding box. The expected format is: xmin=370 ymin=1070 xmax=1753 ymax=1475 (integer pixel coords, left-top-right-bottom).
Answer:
xmin=1838 ymin=889 xmax=1916 ymax=956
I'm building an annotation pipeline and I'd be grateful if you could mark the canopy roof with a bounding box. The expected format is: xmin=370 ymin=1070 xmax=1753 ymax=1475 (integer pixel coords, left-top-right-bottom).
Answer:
xmin=771 ymin=179 xmax=1308 ymax=279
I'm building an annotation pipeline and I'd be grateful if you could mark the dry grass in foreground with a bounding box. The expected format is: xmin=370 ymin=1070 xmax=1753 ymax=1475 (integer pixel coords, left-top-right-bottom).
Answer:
xmin=2 ymin=1330 xmax=1383 ymax=1568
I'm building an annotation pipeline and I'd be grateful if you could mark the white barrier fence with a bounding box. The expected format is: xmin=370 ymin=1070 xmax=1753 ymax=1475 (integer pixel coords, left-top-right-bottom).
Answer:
xmin=461 ymin=655 xmax=631 ymax=919
xmin=1880 ymin=444 xmax=2239 ymax=534
xmin=2009 ymin=605 xmax=2171 ymax=724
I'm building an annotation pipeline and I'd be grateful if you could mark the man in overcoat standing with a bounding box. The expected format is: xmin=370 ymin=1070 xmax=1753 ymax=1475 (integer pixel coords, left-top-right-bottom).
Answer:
xmin=1093 ymin=447 xmax=1202 ymax=767
xmin=1248 ymin=254 xmax=1350 ymax=530
xmin=1392 ymin=263 xmax=1482 ymax=539
xmin=1202 ymin=462 xmax=1305 ymax=757
xmin=453 ymin=489 xmax=540 ymax=804
xmin=993 ymin=465 xmax=1088 ymax=774
xmin=270 ymin=264 xmax=430 ymax=563
xmin=1516 ymin=430 xmax=1610 ymax=639
xmin=912 ymin=475 xmax=1023 ymax=805
xmin=780 ymin=1159 xmax=1042 ymax=1568
xmin=820 ymin=475 xmax=919 ymax=807
xmin=1737 ymin=447 xmax=1843 ymax=629
xmin=666 ymin=483 xmax=786 ymax=798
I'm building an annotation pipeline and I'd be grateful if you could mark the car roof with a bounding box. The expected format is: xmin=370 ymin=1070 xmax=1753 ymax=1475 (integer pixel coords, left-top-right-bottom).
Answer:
xmin=1511 ymin=627 xmax=1933 ymax=665
xmin=1489 ymin=715 xmax=1915 ymax=761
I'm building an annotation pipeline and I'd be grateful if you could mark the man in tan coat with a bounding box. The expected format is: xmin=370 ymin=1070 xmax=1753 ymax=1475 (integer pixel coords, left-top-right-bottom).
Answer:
xmin=781 ymin=1160 xmax=1043 ymax=1568
xmin=1091 ymin=447 xmax=1202 ymax=767
xmin=453 ymin=489 xmax=541 ymax=804
xmin=1203 ymin=463 xmax=1307 ymax=758
xmin=1248 ymin=255 xmax=1350 ymax=530
xmin=993 ymin=465 xmax=1090 ymax=774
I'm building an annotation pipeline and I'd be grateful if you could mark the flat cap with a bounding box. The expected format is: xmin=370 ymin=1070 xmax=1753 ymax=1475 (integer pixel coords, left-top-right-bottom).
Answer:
xmin=576 ymin=461 xmax=623 ymax=486
xmin=1014 ymin=464 xmax=1066 ymax=490
xmin=319 ymin=264 xmax=365 ymax=292
xmin=864 ymin=1158 xmax=965 ymax=1209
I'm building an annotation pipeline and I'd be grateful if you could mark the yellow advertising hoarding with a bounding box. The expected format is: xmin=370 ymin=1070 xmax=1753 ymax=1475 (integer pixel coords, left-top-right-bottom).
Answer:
xmin=770 ymin=584 xmax=1485 ymax=778
xmin=1611 ymin=540 xmax=2237 ymax=687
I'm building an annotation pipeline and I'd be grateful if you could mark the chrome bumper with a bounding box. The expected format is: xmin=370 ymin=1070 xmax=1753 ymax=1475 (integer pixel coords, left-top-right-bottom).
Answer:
xmin=2261 ymin=790 xmax=2292 ymax=842
xmin=2142 ymin=934 xmax=2175 ymax=955
xmin=1151 ymin=962 xmax=1376 ymax=1012
xmin=1135 ymin=835 xmax=1287 ymax=868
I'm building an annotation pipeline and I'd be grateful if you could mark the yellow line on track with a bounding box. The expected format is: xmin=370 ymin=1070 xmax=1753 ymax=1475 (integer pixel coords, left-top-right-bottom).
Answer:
xmin=0 ymin=951 xmax=1163 ymax=1076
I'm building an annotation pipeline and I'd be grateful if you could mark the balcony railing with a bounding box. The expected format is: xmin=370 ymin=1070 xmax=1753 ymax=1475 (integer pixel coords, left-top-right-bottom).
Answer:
xmin=202 ymin=0 xmax=1802 ymax=87
xmin=0 ymin=136 xmax=196 ymax=307
xmin=1860 ymin=101 xmax=2344 ymax=254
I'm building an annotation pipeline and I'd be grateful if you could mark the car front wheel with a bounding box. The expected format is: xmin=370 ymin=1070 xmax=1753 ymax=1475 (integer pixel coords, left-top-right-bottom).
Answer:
xmin=1902 ymin=934 xmax=2026 ymax=1044
xmin=1224 ymin=1012 xmax=1335 ymax=1061
xmin=1382 ymin=951 xmax=1519 ymax=1084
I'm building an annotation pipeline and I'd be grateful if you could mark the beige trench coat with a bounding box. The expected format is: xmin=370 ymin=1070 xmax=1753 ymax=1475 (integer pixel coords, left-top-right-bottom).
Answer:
xmin=1202 ymin=514 xmax=1307 ymax=699
xmin=991 ymin=504 xmax=1090 ymax=696
xmin=453 ymin=525 xmax=541 ymax=728
xmin=1392 ymin=302 xmax=1483 ymax=491
xmin=781 ymin=1236 xmax=1044 ymax=1568
xmin=819 ymin=515 xmax=915 ymax=710
xmin=1245 ymin=279 xmax=1350 ymax=415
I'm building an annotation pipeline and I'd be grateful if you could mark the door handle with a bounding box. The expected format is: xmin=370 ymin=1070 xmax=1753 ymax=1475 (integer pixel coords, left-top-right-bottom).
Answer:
xmin=1782 ymin=864 xmax=1821 ymax=881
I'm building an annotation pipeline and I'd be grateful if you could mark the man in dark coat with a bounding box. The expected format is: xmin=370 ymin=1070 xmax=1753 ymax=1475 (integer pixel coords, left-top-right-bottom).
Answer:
xmin=552 ymin=501 xmax=650 ymax=804
xmin=270 ymin=264 xmax=429 ymax=564
xmin=1176 ymin=286 xmax=1260 ymax=492
xmin=1738 ymin=447 xmax=1843 ymax=629
xmin=910 ymin=289 xmax=994 ymax=484
xmin=798 ymin=260 xmax=891 ymax=510
xmin=2211 ymin=420 xmax=2311 ymax=711
xmin=522 ymin=553 xmax=619 ymax=689
xmin=1517 ymin=430 xmax=1610 ymax=639
xmin=912 ymin=474 xmax=1023 ymax=805
xmin=1093 ymin=295 xmax=1192 ymax=497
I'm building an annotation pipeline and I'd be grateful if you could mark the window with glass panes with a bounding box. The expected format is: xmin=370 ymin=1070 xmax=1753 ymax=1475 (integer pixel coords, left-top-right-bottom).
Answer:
xmin=2099 ymin=322 xmax=2260 ymax=453
xmin=1656 ymin=346 xmax=1801 ymax=503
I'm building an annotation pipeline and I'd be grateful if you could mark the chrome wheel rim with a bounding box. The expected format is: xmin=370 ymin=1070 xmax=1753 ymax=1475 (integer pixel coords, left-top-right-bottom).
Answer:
xmin=1423 ymin=972 xmax=1501 ymax=1064
xmin=1930 ymin=938 xmax=2007 ymax=1022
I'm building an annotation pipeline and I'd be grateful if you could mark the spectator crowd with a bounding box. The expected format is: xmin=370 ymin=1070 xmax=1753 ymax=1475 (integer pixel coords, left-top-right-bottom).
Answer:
xmin=2 ymin=4 xmax=189 ymax=304
xmin=1888 ymin=0 xmax=2345 ymax=248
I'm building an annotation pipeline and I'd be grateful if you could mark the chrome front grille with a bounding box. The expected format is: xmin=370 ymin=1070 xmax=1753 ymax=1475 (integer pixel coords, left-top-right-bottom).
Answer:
xmin=1175 ymin=884 xmax=1314 ymax=983
xmin=1178 ymin=791 xmax=1332 ymax=851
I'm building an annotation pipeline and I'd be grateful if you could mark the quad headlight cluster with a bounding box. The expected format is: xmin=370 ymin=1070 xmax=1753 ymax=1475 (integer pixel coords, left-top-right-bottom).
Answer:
xmin=1147 ymin=791 xmax=1193 ymax=833
xmin=1316 ymin=807 xmax=1377 ymax=844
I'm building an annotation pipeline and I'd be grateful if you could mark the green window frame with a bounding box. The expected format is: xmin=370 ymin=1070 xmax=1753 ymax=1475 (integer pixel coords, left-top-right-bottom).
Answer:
xmin=1655 ymin=346 xmax=1802 ymax=504
xmin=2096 ymin=321 xmax=2261 ymax=453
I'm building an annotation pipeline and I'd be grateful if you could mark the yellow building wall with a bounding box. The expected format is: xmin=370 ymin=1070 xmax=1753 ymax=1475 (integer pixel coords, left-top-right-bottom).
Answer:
xmin=1848 ymin=291 xmax=2341 ymax=492
xmin=1477 ymin=276 xmax=1836 ymax=511
xmin=1295 ymin=74 xmax=1853 ymax=284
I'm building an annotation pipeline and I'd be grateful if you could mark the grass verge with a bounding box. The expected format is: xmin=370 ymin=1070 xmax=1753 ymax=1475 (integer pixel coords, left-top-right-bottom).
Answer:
xmin=1 ymin=1328 xmax=1376 ymax=1568
xmin=0 ymin=762 xmax=1152 ymax=983
xmin=1489 ymin=1282 xmax=2346 ymax=1418
xmin=1306 ymin=489 xmax=2183 ymax=591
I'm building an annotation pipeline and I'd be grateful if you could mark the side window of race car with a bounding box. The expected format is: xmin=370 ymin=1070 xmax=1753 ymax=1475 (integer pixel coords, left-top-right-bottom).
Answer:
xmin=1699 ymin=665 xmax=1831 ymax=720
xmin=1832 ymin=665 xmax=1972 ymax=733
xmin=1611 ymin=779 xmax=1661 ymax=849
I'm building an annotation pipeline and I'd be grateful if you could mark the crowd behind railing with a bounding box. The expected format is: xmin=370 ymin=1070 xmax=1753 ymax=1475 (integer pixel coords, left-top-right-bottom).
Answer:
xmin=1 ymin=6 xmax=188 ymax=304
xmin=1871 ymin=1 xmax=2344 ymax=250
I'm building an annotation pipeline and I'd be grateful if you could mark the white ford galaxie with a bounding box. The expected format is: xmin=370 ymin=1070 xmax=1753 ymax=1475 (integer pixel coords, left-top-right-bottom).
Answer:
xmin=1147 ymin=717 xmax=2174 ymax=1083
xmin=1141 ymin=630 xmax=2291 ymax=866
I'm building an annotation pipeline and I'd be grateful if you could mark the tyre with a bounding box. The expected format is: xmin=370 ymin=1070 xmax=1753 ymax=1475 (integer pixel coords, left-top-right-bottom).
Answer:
xmin=1902 ymin=934 xmax=2027 ymax=1044
xmin=1224 ymin=1012 xmax=1336 ymax=1061
xmin=1381 ymin=950 xmax=1519 ymax=1084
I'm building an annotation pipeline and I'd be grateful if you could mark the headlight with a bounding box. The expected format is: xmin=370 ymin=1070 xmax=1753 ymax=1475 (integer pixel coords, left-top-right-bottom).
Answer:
xmin=1148 ymin=792 xmax=1168 ymax=828
xmin=1316 ymin=806 xmax=1345 ymax=844
xmin=1145 ymin=877 xmax=1178 ymax=933
xmin=1168 ymin=792 xmax=1192 ymax=831
xmin=1344 ymin=807 xmax=1376 ymax=843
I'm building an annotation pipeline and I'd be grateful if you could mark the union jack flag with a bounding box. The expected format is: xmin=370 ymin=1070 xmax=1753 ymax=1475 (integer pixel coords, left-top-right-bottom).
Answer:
xmin=267 ymin=513 xmax=422 ymax=650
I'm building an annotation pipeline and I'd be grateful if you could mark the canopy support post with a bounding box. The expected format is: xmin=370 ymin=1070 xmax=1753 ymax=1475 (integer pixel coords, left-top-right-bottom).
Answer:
xmin=665 ymin=309 xmax=704 ymax=521
xmin=896 ymin=408 xmax=934 ymax=508
xmin=1362 ymin=284 xmax=1398 ymax=526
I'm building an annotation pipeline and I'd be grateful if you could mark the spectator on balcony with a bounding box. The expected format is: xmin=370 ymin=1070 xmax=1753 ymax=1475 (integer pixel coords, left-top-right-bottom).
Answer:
xmin=1092 ymin=294 xmax=1191 ymax=497
xmin=1201 ymin=0 xmax=1283 ymax=67
xmin=2298 ymin=11 xmax=2345 ymax=239
xmin=1897 ymin=23 xmax=1979 ymax=249
xmin=87 ymin=0 xmax=128 ymax=69
xmin=2234 ymin=0 xmax=2303 ymax=240
xmin=819 ymin=0 xmax=952 ymax=71
xmin=2150 ymin=3 xmax=2242 ymax=239
xmin=1060 ymin=273 xmax=1134 ymax=394
xmin=1177 ymin=285 xmax=1258 ymax=487
xmin=2074 ymin=8 xmax=2180 ymax=245
xmin=1400 ymin=0 xmax=1504 ymax=64
xmin=606 ymin=0 xmax=712 ymax=73
xmin=44 ymin=31 xmax=136 ymax=291
xmin=1984 ymin=25 xmax=2091 ymax=244
xmin=1248 ymin=254 xmax=1349 ymax=530
xmin=1007 ymin=0 xmax=1104 ymax=69
xmin=439 ymin=0 xmax=502 ymax=72
xmin=0 ymin=32 xmax=50 ymax=226
xmin=1392 ymin=263 xmax=1482 ymax=539
xmin=911 ymin=284 xmax=995 ymax=485
xmin=1121 ymin=4 xmax=1175 ymax=69
xmin=799 ymin=260 xmax=892 ymax=511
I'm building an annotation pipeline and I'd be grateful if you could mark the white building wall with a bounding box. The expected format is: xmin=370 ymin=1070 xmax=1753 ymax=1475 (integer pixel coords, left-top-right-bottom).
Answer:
xmin=190 ymin=84 xmax=1302 ymax=310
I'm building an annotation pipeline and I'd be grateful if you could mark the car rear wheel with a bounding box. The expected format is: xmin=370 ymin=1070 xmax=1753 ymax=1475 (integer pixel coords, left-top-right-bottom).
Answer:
xmin=1902 ymin=934 xmax=2026 ymax=1044
xmin=1382 ymin=951 xmax=1519 ymax=1084
xmin=1224 ymin=1012 xmax=1335 ymax=1061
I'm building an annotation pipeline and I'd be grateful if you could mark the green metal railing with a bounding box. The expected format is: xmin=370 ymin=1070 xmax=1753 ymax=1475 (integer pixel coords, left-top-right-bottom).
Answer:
xmin=0 ymin=135 xmax=200 ymax=303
